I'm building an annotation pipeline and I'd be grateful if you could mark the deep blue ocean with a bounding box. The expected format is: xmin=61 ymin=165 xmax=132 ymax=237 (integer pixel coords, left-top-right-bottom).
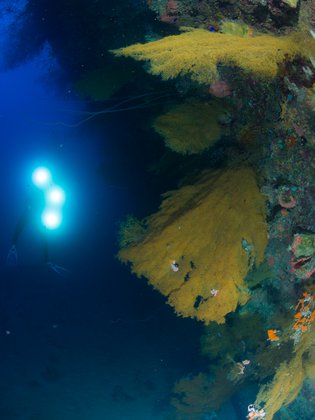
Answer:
xmin=1 ymin=1 xmax=305 ymax=419
xmin=0 ymin=2 xmax=210 ymax=419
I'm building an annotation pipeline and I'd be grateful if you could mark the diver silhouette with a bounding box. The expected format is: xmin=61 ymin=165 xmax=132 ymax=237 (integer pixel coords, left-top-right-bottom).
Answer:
xmin=7 ymin=184 xmax=70 ymax=278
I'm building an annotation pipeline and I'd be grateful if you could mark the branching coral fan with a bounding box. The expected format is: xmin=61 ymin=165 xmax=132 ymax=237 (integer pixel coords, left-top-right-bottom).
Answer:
xmin=118 ymin=215 xmax=146 ymax=247
xmin=171 ymin=373 xmax=215 ymax=418
xmin=152 ymin=101 xmax=223 ymax=154
xmin=112 ymin=28 xmax=315 ymax=84
xmin=254 ymin=325 xmax=315 ymax=419
xmin=118 ymin=167 xmax=267 ymax=323
xmin=75 ymin=64 xmax=133 ymax=101
xmin=171 ymin=372 xmax=234 ymax=417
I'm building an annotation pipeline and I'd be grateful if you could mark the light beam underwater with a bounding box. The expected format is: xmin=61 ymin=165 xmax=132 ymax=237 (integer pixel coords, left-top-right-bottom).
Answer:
xmin=41 ymin=208 xmax=62 ymax=230
xmin=32 ymin=166 xmax=66 ymax=230
xmin=46 ymin=185 xmax=66 ymax=206
xmin=32 ymin=166 xmax=52 ymax=189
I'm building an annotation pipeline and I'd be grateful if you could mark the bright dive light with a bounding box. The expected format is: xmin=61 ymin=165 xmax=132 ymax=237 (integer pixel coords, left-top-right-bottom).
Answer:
xmin=32 ymin=167 xmax=52 ymax=189
xmin=46 ymin=185 xmax=65 ymax=206
xmin=41 ymin=209 xmax=62 ymax=229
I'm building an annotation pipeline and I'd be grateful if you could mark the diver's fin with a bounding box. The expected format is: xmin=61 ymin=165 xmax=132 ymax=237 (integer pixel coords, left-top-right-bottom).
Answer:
xmin=46 ymin=262 xmax=71 ymax=278
xmin=6 ymin=245 xmax=18 ymax=267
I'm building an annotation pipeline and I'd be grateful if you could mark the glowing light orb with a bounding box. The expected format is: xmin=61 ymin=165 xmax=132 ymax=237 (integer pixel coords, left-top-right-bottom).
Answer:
xmin=46 ymin=185 xmax=65 ymax=206
xmin=32 ymin=167 xmax=52 ymax=189
xmin=41 ymin=209 xmax=62 ymax=229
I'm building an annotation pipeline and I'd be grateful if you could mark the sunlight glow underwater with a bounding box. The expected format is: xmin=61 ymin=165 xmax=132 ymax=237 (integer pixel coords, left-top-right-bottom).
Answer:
xmin=32 ymin=166 xmax=66 ymax=229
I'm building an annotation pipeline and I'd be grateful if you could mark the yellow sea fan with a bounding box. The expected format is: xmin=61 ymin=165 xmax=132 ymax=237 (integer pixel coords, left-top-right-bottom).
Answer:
xmin=152 ymin=101 xmax=223 ymax=155
xmin=118 ymin=167 xmax=268 ymax=323
xmin=254 ymin=325 xmax=315 ymax=419
xmin=112 ymin=28 xmax=315 ymax=84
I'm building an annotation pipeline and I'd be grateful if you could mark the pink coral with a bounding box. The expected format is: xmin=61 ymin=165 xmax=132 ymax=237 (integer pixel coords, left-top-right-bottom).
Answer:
xmin=166 ymin=0 xmax=177 ymax=13
xmin=209 ymin=80 xmax=231 ymax=98
xmin=278 ymin=192 xmax=296 ymax=209
xmin=160 ymin=0 xmax=178 ymax=23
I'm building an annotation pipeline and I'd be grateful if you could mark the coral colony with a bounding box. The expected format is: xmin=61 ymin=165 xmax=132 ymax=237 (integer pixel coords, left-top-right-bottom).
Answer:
xmin=115 ymin=0 xmax=315 ymax=417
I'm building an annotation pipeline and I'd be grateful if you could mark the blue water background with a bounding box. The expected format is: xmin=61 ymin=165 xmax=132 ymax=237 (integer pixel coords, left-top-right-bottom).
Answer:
xmin=0 ymin=4 xmax=208 ymax=420
xmin=0 ymin=2 xmax=254 ymax=419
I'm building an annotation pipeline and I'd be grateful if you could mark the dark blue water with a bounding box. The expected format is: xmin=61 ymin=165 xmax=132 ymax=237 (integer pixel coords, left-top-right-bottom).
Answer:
xmin=0 ymin=2 xmax=209 ymax=419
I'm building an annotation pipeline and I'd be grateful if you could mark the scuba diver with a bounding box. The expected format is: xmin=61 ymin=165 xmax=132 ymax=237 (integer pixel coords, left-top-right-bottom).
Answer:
xmin=6 ymin=167 xmax=70 ymax=278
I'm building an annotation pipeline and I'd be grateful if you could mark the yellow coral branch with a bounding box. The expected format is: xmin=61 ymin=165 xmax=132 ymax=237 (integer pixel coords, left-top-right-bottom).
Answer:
xmin=152 ymin=101 xmax=223 ymax=154
xmin=118 ymin=167 xmax=267 ymax=323
xmin=112 ymin=28 xmax=315 ymax=84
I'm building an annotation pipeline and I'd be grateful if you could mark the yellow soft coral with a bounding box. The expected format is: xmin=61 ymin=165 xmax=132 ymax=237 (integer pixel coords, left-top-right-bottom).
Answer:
xmin=255 ymin=358 xmax=304 ymax=419
xmin=254 ymin=325 xmax=315 ymax=419
xmin=118 ymin=167 xmax=267 ymax=323
xmin=172 ymin=373 xmax=215 ymax=418
xmin=152 ymin=101 xmax=223 ymax=154
xmin=171 ymin=371 xmax=234 ymax=417
xmin=112 ymin=28 xmax=315 ymax=84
